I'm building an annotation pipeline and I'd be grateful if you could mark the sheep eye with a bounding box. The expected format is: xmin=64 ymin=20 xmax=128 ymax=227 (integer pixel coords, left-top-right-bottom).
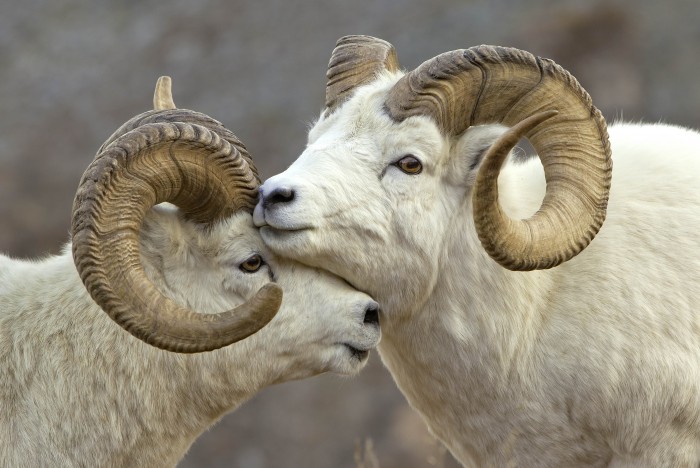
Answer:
xmin=239 ymin=254 xmax=263 ymax=273
xmin=395 ymin=155 xmax=423 ymax=174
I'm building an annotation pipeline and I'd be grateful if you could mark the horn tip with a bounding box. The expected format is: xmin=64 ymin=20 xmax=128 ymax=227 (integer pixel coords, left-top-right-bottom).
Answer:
xmin=512 ymin=110 xmax=559 ymax=137
xmin=154 ymin=75 xmax=176 ymax=110
xmin=260 ymin=282 xmax=284 ymax=308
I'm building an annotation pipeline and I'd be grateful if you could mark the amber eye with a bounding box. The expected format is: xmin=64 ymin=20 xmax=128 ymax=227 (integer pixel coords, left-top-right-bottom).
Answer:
xmin=239 ymin=254 xmax=264 ymax=273
xmin=395 ymin=155 xmax=423 ymax=174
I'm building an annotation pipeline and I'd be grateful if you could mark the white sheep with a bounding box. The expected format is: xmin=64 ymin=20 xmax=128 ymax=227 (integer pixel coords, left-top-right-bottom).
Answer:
xmin=255 ymin=35 xmax=700 ymax=467
xmin=0 ymin=77 xmax=380 ymax=468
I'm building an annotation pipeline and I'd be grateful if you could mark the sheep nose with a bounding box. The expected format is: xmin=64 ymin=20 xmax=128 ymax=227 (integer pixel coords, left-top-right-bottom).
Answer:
xmin=263 ymin=186 xmax=295 ymax=208
xmin=363 ymin=302 xmax=380 ymax=327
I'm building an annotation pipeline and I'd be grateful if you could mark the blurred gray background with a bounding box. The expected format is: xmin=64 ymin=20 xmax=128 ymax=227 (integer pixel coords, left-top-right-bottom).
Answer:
xmin=1 ymin=1 xmax=698 ymax=466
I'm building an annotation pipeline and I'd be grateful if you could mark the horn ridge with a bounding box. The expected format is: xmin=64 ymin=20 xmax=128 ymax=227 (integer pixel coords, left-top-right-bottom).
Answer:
xmin=98 ymin=109 xmax=260 ymax=184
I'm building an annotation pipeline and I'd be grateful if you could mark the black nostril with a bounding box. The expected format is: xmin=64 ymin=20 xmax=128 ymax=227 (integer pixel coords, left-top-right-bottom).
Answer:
xmin=264 ymin=186 xmax=295 ymax=207
xmin=363 ymin=303 xmax=380 ymax=326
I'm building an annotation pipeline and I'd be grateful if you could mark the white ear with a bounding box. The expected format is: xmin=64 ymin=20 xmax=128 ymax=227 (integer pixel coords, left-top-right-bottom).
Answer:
xmin=452 ymin=124 xmax=509 ymax=185
xmin=139 ymin=203 xmax=197 ymax=273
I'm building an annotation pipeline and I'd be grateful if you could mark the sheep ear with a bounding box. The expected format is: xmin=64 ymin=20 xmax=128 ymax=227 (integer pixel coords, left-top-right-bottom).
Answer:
xmin=453 ymin=125 xmax=510 ymax=183
xmin=140 ymin=204 xmax=192 ymax=257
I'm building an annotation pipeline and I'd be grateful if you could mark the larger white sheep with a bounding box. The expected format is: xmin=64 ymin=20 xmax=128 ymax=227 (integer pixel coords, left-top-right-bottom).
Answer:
xmin=0 ymin=78 xmax=380 ymax=467
xmin=255 ymin=36 xmax=700 ymax=466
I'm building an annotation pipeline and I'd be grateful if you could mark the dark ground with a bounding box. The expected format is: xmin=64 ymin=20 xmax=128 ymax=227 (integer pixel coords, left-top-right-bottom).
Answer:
xmin=1 ymin=1 xmax=698 ymax=466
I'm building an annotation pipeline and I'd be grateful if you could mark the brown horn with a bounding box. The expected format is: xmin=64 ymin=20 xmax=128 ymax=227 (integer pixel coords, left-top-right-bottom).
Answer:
xmin=324 ymin=35 xmax=400 ymax=116
xmin=384 ymin=44 xmax=612 ymax=271
xmin=72 ymin=80 xmax=281 ymax=353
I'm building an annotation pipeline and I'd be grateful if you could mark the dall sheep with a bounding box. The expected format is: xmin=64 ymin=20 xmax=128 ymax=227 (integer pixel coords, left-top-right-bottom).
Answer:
xmin=0 ymin=77 xmax=381 ymax=467
xmin=255 ymin=36 xmax=700 ymax=466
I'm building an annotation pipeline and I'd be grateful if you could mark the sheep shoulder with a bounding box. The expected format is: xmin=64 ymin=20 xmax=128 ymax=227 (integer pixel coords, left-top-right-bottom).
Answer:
xmin=380 ymin=122 xmax=700 ymax=466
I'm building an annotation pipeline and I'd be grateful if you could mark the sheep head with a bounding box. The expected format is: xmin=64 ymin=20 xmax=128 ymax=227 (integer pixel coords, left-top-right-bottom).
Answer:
xmin=255 ymin=36 xmax=612 ymax=311
xmin=72 ymin=77 xmax=281 ymax=353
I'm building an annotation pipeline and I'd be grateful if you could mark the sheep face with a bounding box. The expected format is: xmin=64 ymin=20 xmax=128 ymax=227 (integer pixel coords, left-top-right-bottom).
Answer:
xmin=143 ymin=204 xmax=381 ymax=378
xmin=256 ymin=36 xmax=612 ymax=319
xmin=255 ymin=76 xmax=504 ymax=316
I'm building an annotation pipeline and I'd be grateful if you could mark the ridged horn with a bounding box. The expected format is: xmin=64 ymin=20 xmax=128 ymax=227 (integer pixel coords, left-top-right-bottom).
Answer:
xmin=384 ymin=44 xmax=612 ymax=271
xmin=324 ymin=35 xmax=400 ymax=116
xmin=71 ymin=79 xmax=282 ymax=353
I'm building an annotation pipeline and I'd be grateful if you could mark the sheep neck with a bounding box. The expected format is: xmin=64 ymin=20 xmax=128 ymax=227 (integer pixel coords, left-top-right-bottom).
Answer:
xmin=376 ymin=208 xmax=553 ymax=464
xmin=0 ymin=251 xmax=272 ymax=467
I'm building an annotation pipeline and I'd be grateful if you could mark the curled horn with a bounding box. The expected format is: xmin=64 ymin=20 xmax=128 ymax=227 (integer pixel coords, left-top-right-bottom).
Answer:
xmin=72 ymin=77 xmax=282 ymax=353
xmin=382 ymin=43 xmax=612 ymax=270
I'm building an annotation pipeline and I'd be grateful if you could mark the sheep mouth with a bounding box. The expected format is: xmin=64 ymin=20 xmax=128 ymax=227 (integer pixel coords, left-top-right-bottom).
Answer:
xmin=261 ymin=224 xmax=312 ymax=233
xmin=342 ymin=344 xmax=371 ymax=361
xmin=253 ymin=203 xmax=314 ymax=232
xmin=258 ymin=225 xmax=314 ymax=250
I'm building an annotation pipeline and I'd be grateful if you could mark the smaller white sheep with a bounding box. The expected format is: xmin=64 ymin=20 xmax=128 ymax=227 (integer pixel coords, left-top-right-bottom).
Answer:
xmin=0 ymin=77 xmax=380 ymax=468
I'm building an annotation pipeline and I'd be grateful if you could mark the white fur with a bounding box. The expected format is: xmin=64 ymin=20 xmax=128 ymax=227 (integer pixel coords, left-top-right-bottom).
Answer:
xmin=256 ymin=73 xmax=700 ymax=467
xmin=0 ymin=204 xmax=380 ymax=467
